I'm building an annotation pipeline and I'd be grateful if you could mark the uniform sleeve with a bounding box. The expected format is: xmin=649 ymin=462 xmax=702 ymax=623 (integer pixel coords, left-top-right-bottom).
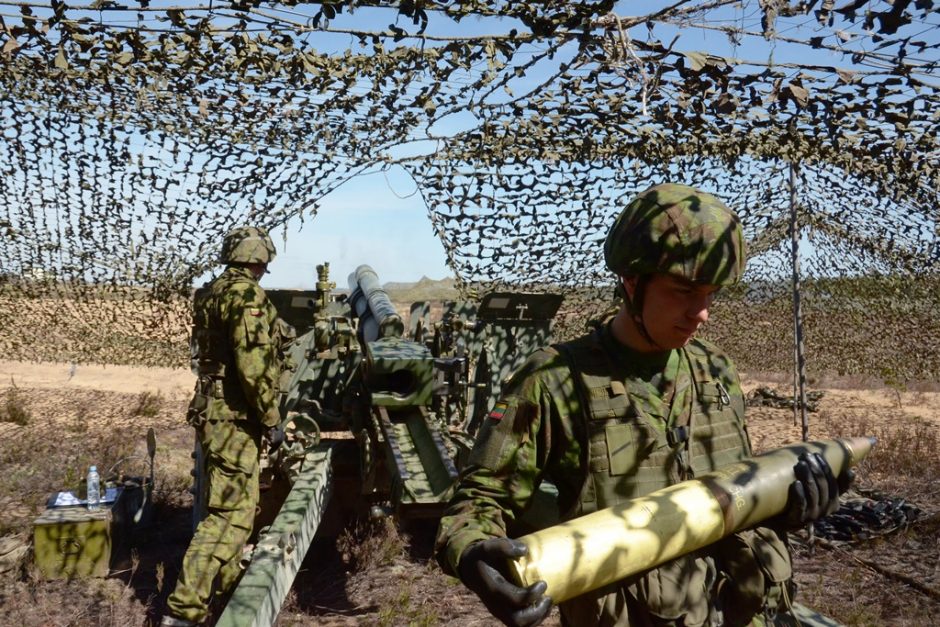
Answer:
xmin=435 ymin=352 xmax=558 ymax=576
xmin=227 ymin=282 xmax=282 ymax=427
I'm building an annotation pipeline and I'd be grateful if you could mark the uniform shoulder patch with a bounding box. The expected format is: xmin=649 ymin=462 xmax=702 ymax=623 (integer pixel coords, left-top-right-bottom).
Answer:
xmin=488 ymin=401 xmax=508 ymax=421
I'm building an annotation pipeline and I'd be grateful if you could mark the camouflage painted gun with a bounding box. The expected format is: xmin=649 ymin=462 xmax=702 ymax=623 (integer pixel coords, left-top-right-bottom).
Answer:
xmin=213 ymin=262 xmax=563 ymax=626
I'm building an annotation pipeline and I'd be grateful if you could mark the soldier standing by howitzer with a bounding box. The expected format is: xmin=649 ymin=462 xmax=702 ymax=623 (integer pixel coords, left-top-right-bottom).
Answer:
xmin=162 ymin=226 xmax=292 ymax=627
xmin=436 ymin=184 xmax=854 ymax=627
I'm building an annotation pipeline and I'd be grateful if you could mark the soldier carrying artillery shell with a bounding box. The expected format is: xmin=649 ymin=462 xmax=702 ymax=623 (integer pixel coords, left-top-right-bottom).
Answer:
xmin=435 ymin=184 xmax=854 ymax=627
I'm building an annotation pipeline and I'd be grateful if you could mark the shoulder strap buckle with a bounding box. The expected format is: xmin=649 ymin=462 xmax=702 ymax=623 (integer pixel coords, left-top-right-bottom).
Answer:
xmin=667 ymin=425 xmax=689 ymax=448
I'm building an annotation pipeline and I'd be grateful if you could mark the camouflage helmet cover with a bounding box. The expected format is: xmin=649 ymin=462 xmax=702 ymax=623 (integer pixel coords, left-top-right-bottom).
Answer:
xmin=219 ymin=226 xmax=277 ymax=265
xmin=604 ymin=183 xmax=746 ymax=286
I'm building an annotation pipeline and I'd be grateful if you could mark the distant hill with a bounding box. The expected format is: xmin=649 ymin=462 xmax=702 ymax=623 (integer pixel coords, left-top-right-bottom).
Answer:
xmin=383 ymin=276 xmax=459 ymax=302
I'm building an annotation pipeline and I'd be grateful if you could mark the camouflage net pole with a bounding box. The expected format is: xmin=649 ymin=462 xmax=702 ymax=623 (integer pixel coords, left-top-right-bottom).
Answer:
xmin=788 ymin=162 xmax=809 ymax=441
xmin=0 ymin=1 xmax=937 ymax=383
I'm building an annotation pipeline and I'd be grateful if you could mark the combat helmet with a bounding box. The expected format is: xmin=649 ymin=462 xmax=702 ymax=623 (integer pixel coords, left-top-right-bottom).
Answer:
xmin=219 ymin=226 xmax=277 ymax=265
xmin=604 ymin=183 xmax=745 ymax=286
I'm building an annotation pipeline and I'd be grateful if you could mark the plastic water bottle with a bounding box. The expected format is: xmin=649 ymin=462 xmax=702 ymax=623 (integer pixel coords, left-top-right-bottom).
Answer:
xmin=87 ymin=465 xmax=100 ymax=511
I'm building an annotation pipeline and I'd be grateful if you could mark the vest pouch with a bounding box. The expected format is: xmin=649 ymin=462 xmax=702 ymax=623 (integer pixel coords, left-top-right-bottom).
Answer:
xmin=191 ymin=327 xmax=230 ymax=370
xmin=244 ymin=311 xmax=272 ymax=347
xmin=629 ymin=553 xmax=714 ymax=626
xmin=714 ymin=526 xmax=793 ymax=627
xmin=688 ymin=414 xmax=751 ymax=476
xmin=188 ymin=378 xmax=227 ymax=427
xmin=605 ymin=422 xmax=664 ymax=477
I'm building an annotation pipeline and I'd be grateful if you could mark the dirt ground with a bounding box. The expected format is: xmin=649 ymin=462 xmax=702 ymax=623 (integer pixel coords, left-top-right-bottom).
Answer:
xmin=0 ymin=362 xmax=938 ymax=626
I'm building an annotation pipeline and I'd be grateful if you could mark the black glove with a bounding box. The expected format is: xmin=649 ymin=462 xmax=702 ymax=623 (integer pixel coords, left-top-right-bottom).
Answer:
xmin=783 ymin=452 xmax=854 ymax=528
xmin=457 ymin=538 xmax=552 ymax=627
xmin=266 ymin=425 xmax=285 ymax=451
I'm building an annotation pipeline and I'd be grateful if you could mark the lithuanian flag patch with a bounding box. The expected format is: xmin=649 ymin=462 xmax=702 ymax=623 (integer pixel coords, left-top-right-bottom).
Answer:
xmin=488 ymin=401 xmax=509 ymax=421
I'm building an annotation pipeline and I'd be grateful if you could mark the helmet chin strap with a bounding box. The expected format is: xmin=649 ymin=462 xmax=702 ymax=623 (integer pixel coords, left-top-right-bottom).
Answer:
xmin=622 ymin=275 xmax=664 ymax=351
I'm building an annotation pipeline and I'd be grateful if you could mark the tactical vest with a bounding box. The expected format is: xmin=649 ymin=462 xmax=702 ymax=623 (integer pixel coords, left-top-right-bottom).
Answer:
xmin=191 ymin=271 xmax=288 ymax=380
xmin=188 ymin=268 xmax=286 ymax=424
xmin=555 ymin=329 xmax=751 ymax=517
xmin=191 ymin=286 xmax=231 ymax=380
xmin=552 ymin=330 xmax=793 ymax=626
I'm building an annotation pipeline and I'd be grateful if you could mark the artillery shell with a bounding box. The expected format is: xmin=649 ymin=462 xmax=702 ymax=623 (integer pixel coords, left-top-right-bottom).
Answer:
xmin=508 ymin=436 xmax=875 ymax=604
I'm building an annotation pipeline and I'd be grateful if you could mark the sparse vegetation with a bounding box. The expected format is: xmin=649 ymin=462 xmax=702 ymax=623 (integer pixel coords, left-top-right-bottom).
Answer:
xmin=378 ymin=584 xmax=441 ymax=627
xmin=132 ymin=390 xmax=165 ymax=418
xmin=823 ymin=411 xmax=940 ymax=499
xmin=0 ymin=379 xmax=30 ymax=426
xmin=1 ymin=371 xmax=939 ymax=626
xmin=881 ymin=367 xmax=907 ymax=409
xmin=69 ymin=402 xmax=91 ymax=434
xmin=337 ymin=516 xmax=407 ymax=573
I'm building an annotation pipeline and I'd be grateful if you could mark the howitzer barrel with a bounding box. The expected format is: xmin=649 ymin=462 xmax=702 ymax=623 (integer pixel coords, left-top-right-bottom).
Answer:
xmin=508 ymin=436 xmax=875 ymax=604
xmin=348 ymin=265 xmax=404 ymax=343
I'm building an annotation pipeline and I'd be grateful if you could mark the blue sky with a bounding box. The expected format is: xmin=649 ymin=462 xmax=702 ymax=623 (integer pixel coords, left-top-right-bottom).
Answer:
xmin=262 ymin=166 xmax=450 ymax=288
xmin=255 ymin=6 xmax=524 ymax=289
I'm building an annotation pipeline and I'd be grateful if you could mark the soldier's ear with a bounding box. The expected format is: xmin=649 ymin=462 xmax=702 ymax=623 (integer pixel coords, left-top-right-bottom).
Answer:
xmin=621 ymin=275 xmax=638 ymax=301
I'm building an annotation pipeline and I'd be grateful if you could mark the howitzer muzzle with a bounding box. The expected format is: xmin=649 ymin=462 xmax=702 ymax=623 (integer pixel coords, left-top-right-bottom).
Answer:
xmin=348 ymin=265 xmax=404 ymax=343
xmin=508 ymin=436 xmax=876 ymax=604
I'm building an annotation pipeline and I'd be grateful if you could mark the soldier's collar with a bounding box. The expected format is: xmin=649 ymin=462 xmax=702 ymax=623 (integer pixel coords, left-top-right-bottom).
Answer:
xmin=223 ymin=265 xmax=257 ymax=280
xmin=597 ymin=319 xmax=673 ymax=375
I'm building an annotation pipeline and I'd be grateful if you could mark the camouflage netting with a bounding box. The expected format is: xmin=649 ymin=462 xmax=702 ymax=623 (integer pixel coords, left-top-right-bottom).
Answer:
xmin=0 ymin=1 xmax=937 ymax=379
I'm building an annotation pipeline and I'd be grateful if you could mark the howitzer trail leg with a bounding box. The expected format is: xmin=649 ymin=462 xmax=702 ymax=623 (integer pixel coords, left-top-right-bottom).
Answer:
xmin=376 ymin=406 xmax=458 ymax=516
xmin=216 ymin=442 xmax=335 ymax=627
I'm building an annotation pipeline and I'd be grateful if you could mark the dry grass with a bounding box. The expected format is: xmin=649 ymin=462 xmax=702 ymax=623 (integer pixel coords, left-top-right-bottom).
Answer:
xmin=335 ymin=519 xmax=443 ymax=624
xmin=0 ymin=384 xmax=193 ymax=626
xmin=0 ymin=575 xmax=146 ymax=626
xmin=0 ymin=379 xmax=30 ymax=426
xmin=1 ymin=375 xmax=938 ymax=626
xmin=787 ymin=404 xmax=940 ymax=626
xmin=744 ymin=369 xmax=940 ymax=395
xmin=132 ymin=390 xmax=165 ymax=418
xmin=336 ymin=517 xmax=407 ymax=573
xmin=277 ymin=517 xmax=490 ymax=627
xmin=0 ymin=409 xmax=136 ymax=535
xmin=332 ymin=519 xmax=477 ymax=627
xmin=821 ymin=410 xmax=940 ymax=501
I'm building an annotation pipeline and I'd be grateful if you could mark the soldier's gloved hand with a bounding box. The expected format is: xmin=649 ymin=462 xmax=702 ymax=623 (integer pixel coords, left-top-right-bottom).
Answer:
xmin=783 ymin=452 xmax=853 ymax=528
xmin=266 ymin=425 xmax=285 ymax=451
xmin=457 ymin=537 xmax=552 ymax=627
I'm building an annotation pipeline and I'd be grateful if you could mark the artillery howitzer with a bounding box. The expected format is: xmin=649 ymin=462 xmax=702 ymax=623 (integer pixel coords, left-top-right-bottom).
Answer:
xmin=204 ymin=263 xmax=563 ymax=626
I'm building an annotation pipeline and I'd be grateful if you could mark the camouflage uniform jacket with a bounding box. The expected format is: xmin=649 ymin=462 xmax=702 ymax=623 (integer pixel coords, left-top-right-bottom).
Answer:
xmin=189 ymin=265 xmax=282 ymax=428
xmin=437 ymin=320 xmax=792 ymax=626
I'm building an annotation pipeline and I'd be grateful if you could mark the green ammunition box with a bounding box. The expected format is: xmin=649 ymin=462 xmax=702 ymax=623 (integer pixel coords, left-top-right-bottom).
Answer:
xmin=33 ymin=487 xmax=126 ymax=579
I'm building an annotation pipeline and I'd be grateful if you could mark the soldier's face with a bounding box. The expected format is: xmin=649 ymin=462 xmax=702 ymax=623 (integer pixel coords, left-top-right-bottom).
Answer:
xmin=248 ymin=263 xmax=269 ymax=280
xmin=625 ymin=274 xmax=719 ymax=349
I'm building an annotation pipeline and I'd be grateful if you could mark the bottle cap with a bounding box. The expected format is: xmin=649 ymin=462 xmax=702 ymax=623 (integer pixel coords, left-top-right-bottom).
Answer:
xmin=90 ymin=465 xmax=97 ymax=471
